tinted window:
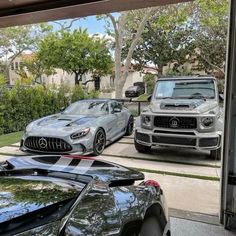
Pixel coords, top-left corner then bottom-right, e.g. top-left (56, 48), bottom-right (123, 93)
top-left (154, 80), bottom-right (215, 99)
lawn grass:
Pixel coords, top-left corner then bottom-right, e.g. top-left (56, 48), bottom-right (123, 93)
top-left (0, 131), bottom-right (23, 148)
top-left (136, 93), bottom-right (150, 101)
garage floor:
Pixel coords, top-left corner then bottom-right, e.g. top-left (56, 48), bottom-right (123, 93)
top-left (0, 136), bottom-right (232, 235)
top-left (171, 217), bottom-right (235, 236)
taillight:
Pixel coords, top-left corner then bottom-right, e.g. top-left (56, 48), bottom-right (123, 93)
top-left (144, 180), bottom-right (160, 189)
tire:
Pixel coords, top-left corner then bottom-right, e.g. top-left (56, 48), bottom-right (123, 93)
top-left (125, 116), bottom-right (134, 136)
top-left (210, 148), bottom-right (221, 160)
top-left (139, 216), bottom-right (162, 236)
top-left (134, 138), bottom-right (151, 153)
top-left (93, 128), bottom-right (106, 156)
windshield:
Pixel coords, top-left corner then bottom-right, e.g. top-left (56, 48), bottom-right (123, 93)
top-left (0, 176), bottom-right (84, 224)
top-left (63, 101), bottom-right (109, 116)
top-left (154, 79), bottom-right (215, 99)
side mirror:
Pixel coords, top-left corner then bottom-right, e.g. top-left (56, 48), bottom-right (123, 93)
top-left (113, 107), bottom-right (121, 113)
top-left (147, 95), bottom-right (152, 102)
top-left (219, 94), bottom-right (224, 102)
top-left (60, 107), bottom-right (65, 112)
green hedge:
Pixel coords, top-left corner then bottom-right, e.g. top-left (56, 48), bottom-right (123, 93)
top-left (0, 85), bottom-right (98, 135)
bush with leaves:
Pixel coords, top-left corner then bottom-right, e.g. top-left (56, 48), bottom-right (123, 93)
top-left (0, 84), bottom-right (98, 135)
top-left (143, 74), bottom-right (157, 95)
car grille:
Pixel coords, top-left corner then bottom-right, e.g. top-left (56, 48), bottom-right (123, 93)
top-left (24, 136), bottom-right (72, 152)
top-left (152, 136), bottom-right (196, 146)
top-left (154, 116), bottom-right (197, 129)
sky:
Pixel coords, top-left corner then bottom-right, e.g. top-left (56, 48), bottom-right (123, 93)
top-left (50, 15), bottom-right (114, 35)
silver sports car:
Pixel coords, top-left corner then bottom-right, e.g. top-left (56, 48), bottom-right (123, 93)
top-left (20, 99), bottom-right (134, 155)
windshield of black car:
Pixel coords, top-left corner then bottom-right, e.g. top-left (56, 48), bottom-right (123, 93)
top-left (63, 101), bottom-right (109, 116)
top-left (154, 79), bottom-right (215, 99)
top-left (0, 175), bottom-right (85, 235)
top-left (0, 175), bottom-right (84, 224)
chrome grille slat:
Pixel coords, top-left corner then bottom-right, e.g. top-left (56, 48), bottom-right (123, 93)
top-left (24, 136), bottom-right (72, 152)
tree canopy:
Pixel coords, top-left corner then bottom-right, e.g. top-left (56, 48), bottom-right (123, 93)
top-left (37, 29), bottom-right (113, 84)
top-left (123, 0), bottom-right (228, 79)
top-left (0, 24), bottom-right (52, 81)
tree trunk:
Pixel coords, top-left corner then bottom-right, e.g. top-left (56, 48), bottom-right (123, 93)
top-left (158, 66), bottom-right (163, 77)
top-left (113, 9), bottom-right (155, 98)
top-left (75, 73), bottom-right (81, 85)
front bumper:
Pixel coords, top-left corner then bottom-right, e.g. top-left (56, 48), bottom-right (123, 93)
top-left (20, 132), bottom-right (94, 155)
top-left (135, 127), bottom-right (221, 150)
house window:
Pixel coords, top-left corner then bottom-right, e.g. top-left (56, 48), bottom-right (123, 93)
top-left (19, 62), bottom-right (23, 69)
top-left (11, 63), bottom-right (14, 70)
top-left (94, 77), bottom-right (100, 91)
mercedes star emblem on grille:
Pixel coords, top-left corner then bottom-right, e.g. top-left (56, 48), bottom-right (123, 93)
top-left (169, 118), bottom-right (180, 128)
top-left (38, 138), bottom-right (47, 148)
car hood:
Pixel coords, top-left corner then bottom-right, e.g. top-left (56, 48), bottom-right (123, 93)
top-left (6, 155), bottom-right (145, 183)
top-left (0, 175), bottom-right (83, 224)
top-left (28, 114), bottom-right (97, 136)
top-left (149, 99), bottom-right (219, 114)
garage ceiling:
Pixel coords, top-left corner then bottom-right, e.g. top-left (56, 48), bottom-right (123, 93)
top-left (0, 0), bottom-right (190, 27)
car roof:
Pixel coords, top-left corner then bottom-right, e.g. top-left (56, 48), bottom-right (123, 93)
top-left (158, 76), bottom-right (216, 81)
top-left (6, 155), bottom-right (144, 183)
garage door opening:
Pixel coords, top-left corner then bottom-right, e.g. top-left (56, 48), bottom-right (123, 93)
top-left (0, 0), bottom-right (235, 234)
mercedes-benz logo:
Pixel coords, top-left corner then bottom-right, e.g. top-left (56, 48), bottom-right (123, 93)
top-left (38, 138), bottom-right (47, 148)
top-left (169, 118), bottom-right (180, 128)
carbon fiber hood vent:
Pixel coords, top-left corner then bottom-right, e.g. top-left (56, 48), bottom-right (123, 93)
top-left (160, 99), bottom-right (205, 110)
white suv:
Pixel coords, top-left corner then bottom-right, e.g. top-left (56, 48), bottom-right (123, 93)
top-left (134, 76), bottom-right (223, 160)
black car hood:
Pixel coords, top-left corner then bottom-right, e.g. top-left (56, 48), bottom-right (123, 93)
top-left (6, 155), bottom-right (145, 183)
top-left (0, 175), bottom-right (83, 224)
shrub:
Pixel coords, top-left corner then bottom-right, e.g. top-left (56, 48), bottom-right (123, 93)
top-left (0, 84), bottom-right (98, 135)
top-left (143, 74), bottom-right (156, 95)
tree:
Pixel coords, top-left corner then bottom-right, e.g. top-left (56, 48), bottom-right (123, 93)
top-left (143, 74), bottom-right (156, 95)
top-left (100, 4), bottom-right (192, 98)
top-left (99, 8), bottom-right (157, 98)
top-left (123, 1), bottom-right (227, 80)
top-left (0, 24), bottom-right (52, 82)
top-left (37, 29), bottom-right (113, 84)
top-left (125, 23), bottom-right (194, 75)
top-left (191, 0), bottom-right (228, 79)
top-left (16, 55), bottom-right (55, 85)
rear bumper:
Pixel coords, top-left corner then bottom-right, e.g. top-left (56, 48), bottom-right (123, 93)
top-left (135, 128), bottom-right (221, 150)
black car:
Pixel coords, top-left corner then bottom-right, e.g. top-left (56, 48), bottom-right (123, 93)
top-left (125, 85), bottom-right (145, 98)
top-left (0, 155), bottom-right (170, 236)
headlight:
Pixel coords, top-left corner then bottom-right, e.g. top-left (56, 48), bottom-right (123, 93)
top-left (70, 128), bottom-right (90, 139)
top-left (142, 115), bottom-right (152, 128)
top-left (201, 117), bottom-right (214, 127)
